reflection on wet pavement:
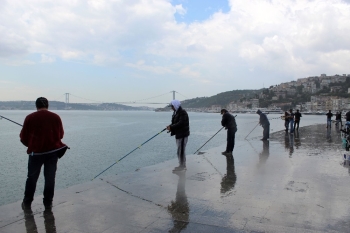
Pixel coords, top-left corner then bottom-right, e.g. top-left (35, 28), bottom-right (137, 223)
top-left (258, 140), bottom-right (269, 165)
top-left (2, 124), bottom-right (350, 233)
top-left (23, 208), bottom-right (56, 233)
top-left (272, 124), bottom-right (342, 152)
top-left (23, 209), bottom-right (37, 233)
top-left (220, 155), bottom-right (236, 196)
top-left (167, 171), bottom-right (189, 232)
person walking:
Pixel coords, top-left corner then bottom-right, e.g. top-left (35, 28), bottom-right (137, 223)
top-left (167, 100), bottom-right (190, 172)
top-left (288, 109), bottom-right (295, 134)
top-left (294, 109), bottom-right (302, 131)
top-left (220, 109), bottom-right (237, 156)
top-left (326, 110), bottom-right (333, 128)
top-left (256, 109), bottom-right (270, 140)
top-left (20, 97), bottom-right (67, 210)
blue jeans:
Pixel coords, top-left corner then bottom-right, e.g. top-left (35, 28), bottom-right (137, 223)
top-left (327, 119), bottom-right (332, 128)
top-left (23, 151), bottom-right (58, 206)
top-left (289, 120), bottom-right (294, 133)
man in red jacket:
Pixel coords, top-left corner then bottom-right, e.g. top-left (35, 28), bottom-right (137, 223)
top-left (20, 97), bottom-right (67, 210)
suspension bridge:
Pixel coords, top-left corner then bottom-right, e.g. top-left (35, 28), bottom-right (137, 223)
top-left (53, 91), bottom-right (188, 106)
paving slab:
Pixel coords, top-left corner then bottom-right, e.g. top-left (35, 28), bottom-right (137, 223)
top-left (1, 125), bottom-right (350, 233)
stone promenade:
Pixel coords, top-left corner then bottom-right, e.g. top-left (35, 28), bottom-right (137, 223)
top-left (0, 125), bottom-right (349, 233)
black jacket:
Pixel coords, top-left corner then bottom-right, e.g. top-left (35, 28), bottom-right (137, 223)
top-left (221, 112), bottom-right (237, 130)
top-left (257, 110), bottom-right (270, 126)
top-left (170, 106), bottom-right (190, 139)
top-left (346, 111), bottom-right (350, 121)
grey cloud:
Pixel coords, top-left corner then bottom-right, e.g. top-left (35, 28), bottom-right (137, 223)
top-left (0, 41), bottom-right (27, 57)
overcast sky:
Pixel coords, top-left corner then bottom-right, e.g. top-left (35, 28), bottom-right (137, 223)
top-left (1, 0), bottom-right (350, 106)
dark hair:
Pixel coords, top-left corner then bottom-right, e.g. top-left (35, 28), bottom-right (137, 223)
top-left (221, 109), bottom-right (227, 114)
top-left (35, 97), bottom-right (49, 109)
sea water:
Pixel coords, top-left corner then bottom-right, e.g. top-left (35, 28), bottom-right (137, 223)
top-left (0, 110), bottom-right (326, 206)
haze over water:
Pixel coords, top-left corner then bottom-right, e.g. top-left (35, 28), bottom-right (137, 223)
top-left (0, 110), bottom-right (326, 206)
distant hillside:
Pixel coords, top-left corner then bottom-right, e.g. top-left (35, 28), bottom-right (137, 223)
top-left (0, 101), bottom-right (152, 111)
top-left (181, 89), bottom-right (261, 108)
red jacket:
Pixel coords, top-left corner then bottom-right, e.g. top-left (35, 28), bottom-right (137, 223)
top-left (20, 110), bottom-right (66, 154)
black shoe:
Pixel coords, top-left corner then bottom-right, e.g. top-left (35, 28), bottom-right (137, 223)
top-left (172, 166), bottom-right (181, 171)
top-left (222, 151), bottom-right (232, 156)
top-left (21, 202), bottom-right (31, 211)
top-left (221, 151), bottom-right (228, 155)
top-left (260, 138), bottom-right (268, 141)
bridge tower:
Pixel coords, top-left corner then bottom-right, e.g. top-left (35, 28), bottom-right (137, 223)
top-left (65, 93), bottom-right (70, 110)
top-left (172, 90), bottom-right (176, 100)
top-left (65, 93), bottom-right (70, 104)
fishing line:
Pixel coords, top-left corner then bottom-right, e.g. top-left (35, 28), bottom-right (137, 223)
top-left (91, 128), bottom-right (167, 180)
top-left (202, 154), bottom-right (223, 177)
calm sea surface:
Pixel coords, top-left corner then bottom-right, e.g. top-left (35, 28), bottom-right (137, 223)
top-left (0, 110), bottom-right (326, 206)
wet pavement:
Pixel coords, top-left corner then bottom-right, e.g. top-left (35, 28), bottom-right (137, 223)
top-left (1, 124), bottom-right (350, 233)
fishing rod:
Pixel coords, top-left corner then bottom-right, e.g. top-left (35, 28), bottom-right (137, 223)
top-left (92, 128), bottom-right (167, 180)
top-left (244, 122), bottom-right (260, 140)
top-left (194, 127), bottom-right (224, 155)
top-left (0, 115), bottom-right (23, 126)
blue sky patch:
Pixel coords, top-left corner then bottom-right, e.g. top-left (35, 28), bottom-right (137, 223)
top-left (172, 0), bottom-right (230, 23)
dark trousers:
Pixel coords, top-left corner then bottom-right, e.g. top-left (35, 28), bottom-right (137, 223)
top-left (294, 120), bottom-right (300, 130)
top-left (23, 152), bottom-right (58, 206)
top-left (262, 124), bottom-right (270, 139)
top-left (226, 128), bottom-right (236, 152)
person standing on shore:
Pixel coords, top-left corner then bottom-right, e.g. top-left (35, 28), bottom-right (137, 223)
top-left (167, 100), bottom-right (190, 172)
top-left (20, 97), bottom-right (67, 210)
top-left (294, 109), bottom-right (302, 131)
top-left (335, 111), bottom-right (342, 127)
top-left (284, 111), bottom-right (290, 132)
top-left (346, 111), bottom-right (350, 122)
top-left (220, 109), bottom-right (237, 156)
top-left (326, 110), bottom-right (333, 128)
top-left (256, 109), bottom-right (270, 140)
top-left (288, 109), bottom-right (295, 134)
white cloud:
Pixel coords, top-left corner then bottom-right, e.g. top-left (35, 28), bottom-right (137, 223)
top-left (40, 54), bottom-right (55, 63)
top-left (0, 0), bottom-right (350, 99)
top-left (174, 4), bottom-right (186, 15)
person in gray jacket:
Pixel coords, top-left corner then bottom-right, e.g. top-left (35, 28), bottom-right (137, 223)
top-left (220, 109), bottom-right (237, 156)
top-left (256, 109), bottom-right (270, 140)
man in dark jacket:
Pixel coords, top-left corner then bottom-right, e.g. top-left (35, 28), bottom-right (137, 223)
top-left (326, 110), bottom-right (333, 128)
top-left (220, 109), bottom-right (237, 156)
top-left (256, 109), bottom-right (270, 140)
top-left (167, 100), bottom-right (190, 172)
top-left (20, 97), bottom-right (67, 210)
top-left (294, 109), bottom-right (302, 131)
